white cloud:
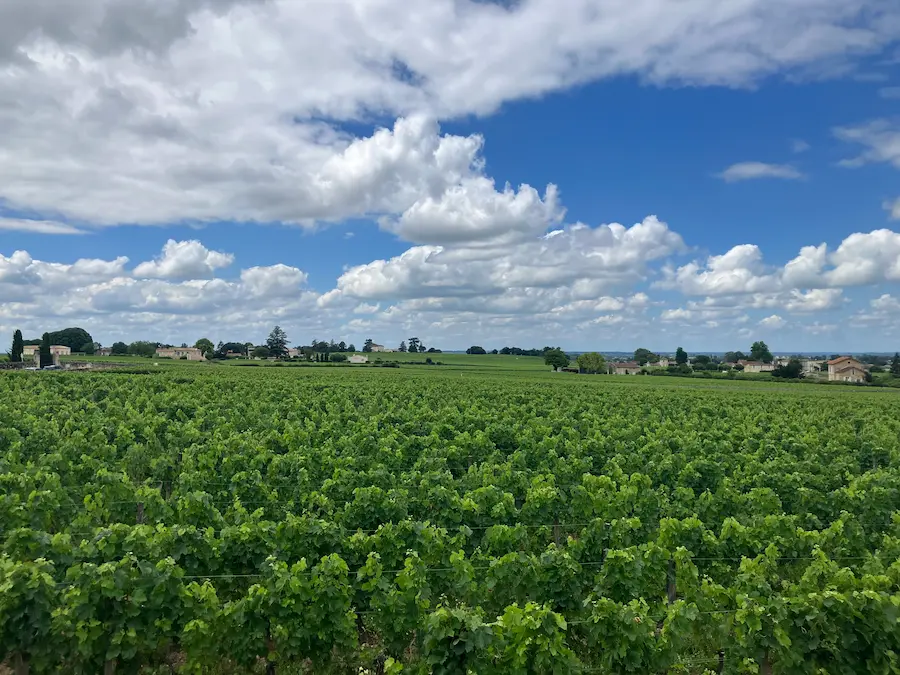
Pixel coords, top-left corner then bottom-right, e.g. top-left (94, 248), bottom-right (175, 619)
top-left (879, 87), bottom-right (900, 99)
top-left (133, 240), bottom-right (234, 280)
top-left (791, 139), bottom-right (811, 153)
top-left (717, 162), bottom-right (805, 182)
top-left (334, 216), bottom-right (685, 302)
top-left (884, 197), bottom-right (900, 220)
top-left (383, 180), bottom-right (563, 246)
top-left (659, 229), bottom-right (900, 296)
top-left (759, 314), bottom-right (786, 328)
top-left (0, 218), bottom-right (86, 235)
top-left (783, 288), bottom-right (843, 312)
top-left (834, 119), bottom-right (900, 168)
top-left (0, 0), bottom-right (896, 237)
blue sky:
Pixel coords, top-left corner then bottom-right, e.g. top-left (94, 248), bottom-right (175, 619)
top-left (1, 0), bottom-right (900, 352)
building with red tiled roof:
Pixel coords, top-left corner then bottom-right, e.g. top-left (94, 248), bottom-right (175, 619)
top-left (826, 356), bottom-right (867, 383)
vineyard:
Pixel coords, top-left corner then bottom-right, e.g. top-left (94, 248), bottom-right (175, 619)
top-left (2, 366), bottom-right (900, 674)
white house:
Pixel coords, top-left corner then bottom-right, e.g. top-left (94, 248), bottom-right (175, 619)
top-left (348, 355), bottom-right (369, 364)
top-left (370, 343), bottom-right (393, 353)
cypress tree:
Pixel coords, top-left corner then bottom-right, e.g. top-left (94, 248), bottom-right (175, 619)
top-left (39, 333), bottom-right (52, 368)
top-left (10, 329), bottom-right (24, 362)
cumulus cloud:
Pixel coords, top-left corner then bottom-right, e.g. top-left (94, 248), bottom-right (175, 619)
top-left (791, 139), bottom-right (810, 153)
top-left (659, 229), bottom-right (900, 296)
top-left (717, 162), bottom-right (805, 182)
top-left (334, 216), bottom-right (685, 301)
top-left (133, 240), bottom-right (234, 280)
top-left (384, 180), bottom-right (564, 246)
top-left (0, 0), bottom-right (897, 239)
top-left (879, 87), bottom-right (900, 99)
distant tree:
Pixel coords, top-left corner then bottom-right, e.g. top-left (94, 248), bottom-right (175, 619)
top-left (466, 346), bottom-right (487, 355)
top-left (490, 349), bottom-right (499, 355)
top-left (252, 345), bottom-right (271, 359)
top-left (891, 353), bottom-right (900, 377)
top-left (348, 343), bottom-right (356, 353)
top-left (266, 326), bottom-right (289, 357)
top-left (633, 348), bottom-right (658, 365)
top-left (693, 354), bottom-right (711, 366)
top-left (733, 363), bottom-right (745, 372)
top-left (80, 341), bottom-right (96, 355)
top-left (39, 333), bottom-right (52, 368)
top-left (724, 351), bottom-right (746, 363)
top-left (398, 341), bottom-right (407, 352)
top-left (675, 347), bottom-right (688, 365)
top-left (111, 341), bottom-right (128, 355)
top-left (9, 330), bottom-right (23, 362)
top-left (544, 348), bottom-right (570, 370)
top-left (47, 327), bottom-right (93, 352)
top-left (576, 352), bottom-right (606, 374)
top-left (750, 341), bottom-right (774, 363)
top-left (338, 341), bottom-right (347, 352)
top-left (330, 353), bottom-right (347, 362)
top-left (772, 358), bottom-right (803, 379)
top-left (427, 347), bottom-right (441, 353)
top-left (499, 347), bottom-right (511, 355)
top-left (128, 341), bottom-right (158, 358)
top-left (194, 338), bottom-right (215, 358)
top-left (408, 337), bottom-right (420, 353)
top-left (363, 339), bottom-right (374, 353)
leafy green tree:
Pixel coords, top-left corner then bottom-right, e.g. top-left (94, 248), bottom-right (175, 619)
top-left (399, 341), bottom-right (408, 352)
top-left (633, 348), bottom-right (658, 365)
top-left (110, 341), bottom-right (128, 355)
top-left (408, 337), bottom-right (420, 353)
top-left (466, 346), bottom-right (487, 355)
top-left (576, 352), bottom-right (606, 373)
top-left (39, 334), bottom-right (52, 368)
top-left (362, 338), bottom-right (374, 352)
top-left (127, 341), bottom-right (157, 358)
top-left (693, 354), bottom-right (711, 365)
top-left (544, 348), bottom-right (570, 370)
top-left (724, 350), bottom-right (745, 363)
top-left (252, 345), bottom-right (271, 359)
top-left (194, 338), bottom-right (214, 358)
top-left (675, 347), bottom-right (688, 365)
top-left (0, 557), bottom-right (59, 674)
top-left (891, 353), bottom-right (900, 377)
top-left (47, 327), bottom-right (93, 352)
top-left (9, 329), bottom-right (23, 362)
top-left (750, 340), bottom-right (774, 363)
top-left (338, 341), bottom-right (347, 352)
top-left (772, 359), bottom-right (803, 379)
top-left (266, 326), bottom-right (289, 357)
top-left (330, 353), bottom-right (347, 362)
top-left (348, 343), bottom-right (356, 352)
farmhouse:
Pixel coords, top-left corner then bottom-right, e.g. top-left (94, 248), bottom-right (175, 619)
top-left (370, 343), bottom-right (393, 353)
top-left (610, 361), bottom-right (642, 375)
top-left (348, 355), bottom-right (369, 364)
top-left (738, 360), bottom-right (774, 373)
top-left (23, 345), bottom-right (72, 357)
top-left (97, 347), bottom-right (113, 356)
top-left (155, 347), bottom-right (205, 361)
top-left (827, 356), bottom-right (868, 383)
